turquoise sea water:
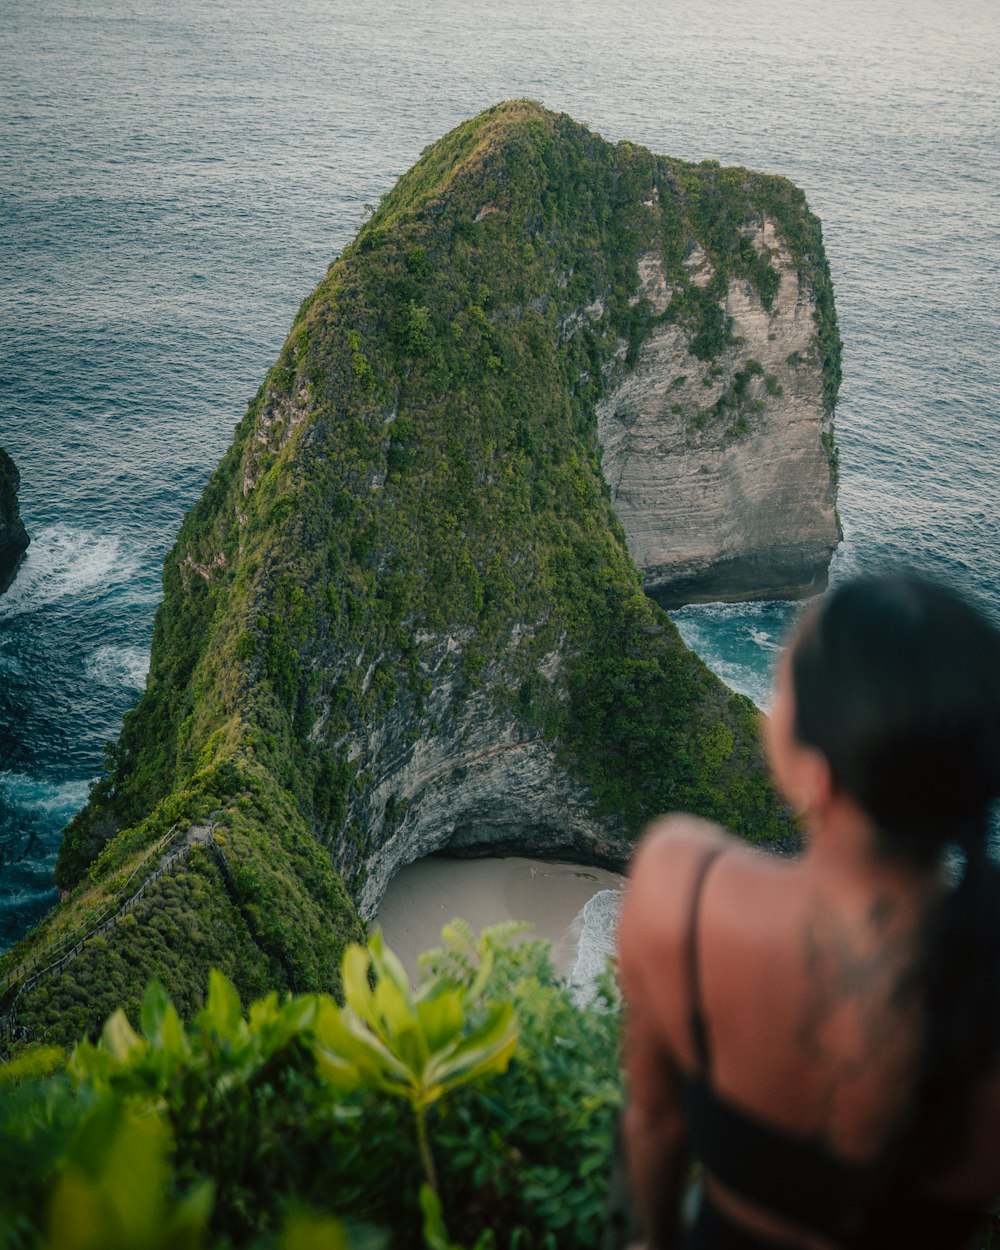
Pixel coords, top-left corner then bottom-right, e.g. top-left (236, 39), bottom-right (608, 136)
top-left (1, 0), bottom-right (997, 947)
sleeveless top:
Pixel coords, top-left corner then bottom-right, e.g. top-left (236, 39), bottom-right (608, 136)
top-left (676, 849), bottom-right (986, 1250)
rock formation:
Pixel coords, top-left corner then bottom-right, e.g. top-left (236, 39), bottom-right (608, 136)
top-left (2, 102), bottom-right (840, 1044)
top-left (598, 217), bottom-right (840, 606)
top-left (0, 446), bottom-right (29, 594)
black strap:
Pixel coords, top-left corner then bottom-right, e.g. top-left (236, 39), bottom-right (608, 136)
top-left (687, 847), bottom-right (725, 1076)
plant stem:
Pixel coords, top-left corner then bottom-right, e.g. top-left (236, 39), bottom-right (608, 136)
top-left (414, 1104), bottom-right (438, 1195)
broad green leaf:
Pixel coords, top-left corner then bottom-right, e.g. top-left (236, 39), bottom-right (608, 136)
top-left (372, 972), bottom-right (420, 1042)
top-left (341, 945), bottom-right (377, 1024)
top-left (313, 1003), bottom-right (412, 1089)
top-left (415, 988), bottom-right (464, 1054)
top-left (45, 1171), bottom-right (107, 1250)
top-left (99, 1112), bottom-right (171, 1242)
top-left (247, 991), bottom-right (281, 1033)
top-left (280, 1211), bottom-right (350, 1250)
top-left (140, 980), bottom-right (171, 1046)
top-left (67, 1040), bottom-right (109, 1080)
top-left (163, 1179), bottom-right (213, 1246)
top-left (159, 1002), bottom-right (189, 1060)
top-left (202, 969), bottom-right (243, 1040)
top-left (427, 1003), bottom-right (517, 1091)
top-left (100, 1010), bottom-right (144, 1062)
top-left (314, 1047), bottom-right (363, 1091)
top-left (369, 928), bottom-right (412, 998)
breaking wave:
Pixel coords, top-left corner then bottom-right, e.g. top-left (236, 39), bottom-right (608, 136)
top-left (85, 644), bottom-right (150, 692)
top-left (0, 524), bottom-right (142, 619)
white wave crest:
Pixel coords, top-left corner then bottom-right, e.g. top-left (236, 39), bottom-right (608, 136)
top-left (0, 771), bottom-right (92, 821)
top-left (568, 887), bottom-right (623, 1007)
top-left (749, 627), bottom-right (781, 652)
top-left (0, 524), bottom-right (142, 619)
top-left (86, 644), bottom-right (150, 691)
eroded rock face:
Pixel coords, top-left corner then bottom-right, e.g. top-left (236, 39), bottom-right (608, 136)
top-left (0, 446), bottom-right (29, 594)
top-left (345, 632), bottom-right (629, 919)
top-left (598, 219), bottom-right (838, 606)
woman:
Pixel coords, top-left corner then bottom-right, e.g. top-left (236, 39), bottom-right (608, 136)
top-left (618, 573), bottom-right (1000, 1249)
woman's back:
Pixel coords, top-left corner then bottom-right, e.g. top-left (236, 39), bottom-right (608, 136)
top-left (619, 574), bottom-right (1000, 1249)
top-left (620, 817), bottom-right (1000, 1248)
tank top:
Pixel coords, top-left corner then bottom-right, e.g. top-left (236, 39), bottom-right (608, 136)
top-left (676, 849), bottom-right (985, 1250)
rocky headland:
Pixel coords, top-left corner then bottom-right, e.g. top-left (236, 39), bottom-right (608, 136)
top-left (0, 446), bottom-right (29, 594)
top-left (1, 102), bottom-right (839, 1045)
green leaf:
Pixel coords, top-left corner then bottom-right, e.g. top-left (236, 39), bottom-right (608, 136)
top-left (415, 988), bottom-right (464, 1054)
top-left (201, 969), bottom-right (244, 1041)
top-left (341, 946), bottom-right (377, 1023)
top-left (100, 1010), bottom-right (144, 1063)
top-left (465, 947), bottom-right (494, 1004)
top-left (418, 1183), bottom-right (453, 1250)
top-left (372, 973), bottom-right (420, 1044)
top-left (99, 1112), bottom-right (171, 1242)
top-left (140, 980), bottom-right (171, 1045)
top-left (279, 1210), bottom-right (350, 1250)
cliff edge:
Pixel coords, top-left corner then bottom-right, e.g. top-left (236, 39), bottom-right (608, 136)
top-left (0, 447), bottom-right (29, 594)
top-left (2, 103), bottom-right (838, 1044)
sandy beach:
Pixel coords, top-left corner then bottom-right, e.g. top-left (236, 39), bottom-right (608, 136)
top-left (374, 855), bottom-right (626, 982)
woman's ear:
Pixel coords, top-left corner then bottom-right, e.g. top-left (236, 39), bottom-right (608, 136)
top-left (791, 744), bottom-right (835, 819)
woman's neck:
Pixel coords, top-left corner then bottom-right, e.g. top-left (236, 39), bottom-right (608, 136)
top-left (801, 795), bottom-right (944, 904)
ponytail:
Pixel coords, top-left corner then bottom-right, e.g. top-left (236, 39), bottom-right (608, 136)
top-left (906, 830), bottom-right (1000, 1170)
top-left (791, 572), bottom-right (1000, 1170)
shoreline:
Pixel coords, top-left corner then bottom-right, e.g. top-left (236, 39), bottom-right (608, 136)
top-left (374, 855), bottom-right (626, 983)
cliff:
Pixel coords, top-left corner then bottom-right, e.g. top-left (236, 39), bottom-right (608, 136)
top-left (599, 212), bottom-right (840, 605)
top-left (1, 102), bottom-right (839, 1045)
top-left (0, 446), bottom-right (29, 593)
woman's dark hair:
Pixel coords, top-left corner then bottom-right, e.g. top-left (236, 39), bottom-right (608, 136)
top-left (790, 571), bottom-right (1000, 1171)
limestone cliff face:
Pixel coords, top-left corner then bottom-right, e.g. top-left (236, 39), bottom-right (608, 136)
top-left (599, 220), bottom-right (839, 606)
top-left (0, 447), bottom-right (29, 594)
top-left (341, 630), bottom-right (629, 920)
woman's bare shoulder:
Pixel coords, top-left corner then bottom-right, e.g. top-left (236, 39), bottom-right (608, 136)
top-left (621, 814), bottom-right (793, 969)
top-left (628, 813), bottom-right (776, 899)
top-left (622, 816), bottom-right (735, 951)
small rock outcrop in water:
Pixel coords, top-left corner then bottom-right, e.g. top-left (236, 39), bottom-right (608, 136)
top-left (4, 103), bottom-right (840, 1044)
top-left (0, 446), bottom-right (29, 593)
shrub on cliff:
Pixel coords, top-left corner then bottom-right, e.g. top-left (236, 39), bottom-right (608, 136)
top-left (0, 927), bottom-right (622, 1250)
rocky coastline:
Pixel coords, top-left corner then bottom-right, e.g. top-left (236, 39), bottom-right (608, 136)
top-left (0, 446), bottom-right (29, 594)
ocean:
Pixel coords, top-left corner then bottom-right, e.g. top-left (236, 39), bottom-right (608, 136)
top-left (1, 0), bottom-right (997, 949)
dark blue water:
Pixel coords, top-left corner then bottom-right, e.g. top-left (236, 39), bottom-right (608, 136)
top-left (1, 0), bottom-right (997, 947)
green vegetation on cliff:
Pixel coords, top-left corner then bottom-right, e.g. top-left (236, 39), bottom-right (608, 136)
top-left (3, 101), bottom-right (841, 1046)
top-left (0, 929), bottom-right (622, 1249)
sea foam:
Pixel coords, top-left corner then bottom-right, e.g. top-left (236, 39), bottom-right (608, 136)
top-left (85, 644), bottom-right (150, 692)
top-left (0, 524), bottom-right (141, 619)
top-left (568, 887), bottom-right (623, 1007)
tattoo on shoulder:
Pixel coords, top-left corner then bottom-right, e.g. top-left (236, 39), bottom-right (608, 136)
top-left (796, 898), bottom-right (918, 1077)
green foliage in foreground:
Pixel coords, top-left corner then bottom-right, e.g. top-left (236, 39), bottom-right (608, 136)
top-left (0, 927), bottom-right (621, 1250)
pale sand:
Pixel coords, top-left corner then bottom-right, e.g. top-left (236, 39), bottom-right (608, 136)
top-left (374, 855), bottom-right (626, 982)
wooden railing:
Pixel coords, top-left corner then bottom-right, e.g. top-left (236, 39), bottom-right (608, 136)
top-left (0, 824), bottom-right (185, 1045)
